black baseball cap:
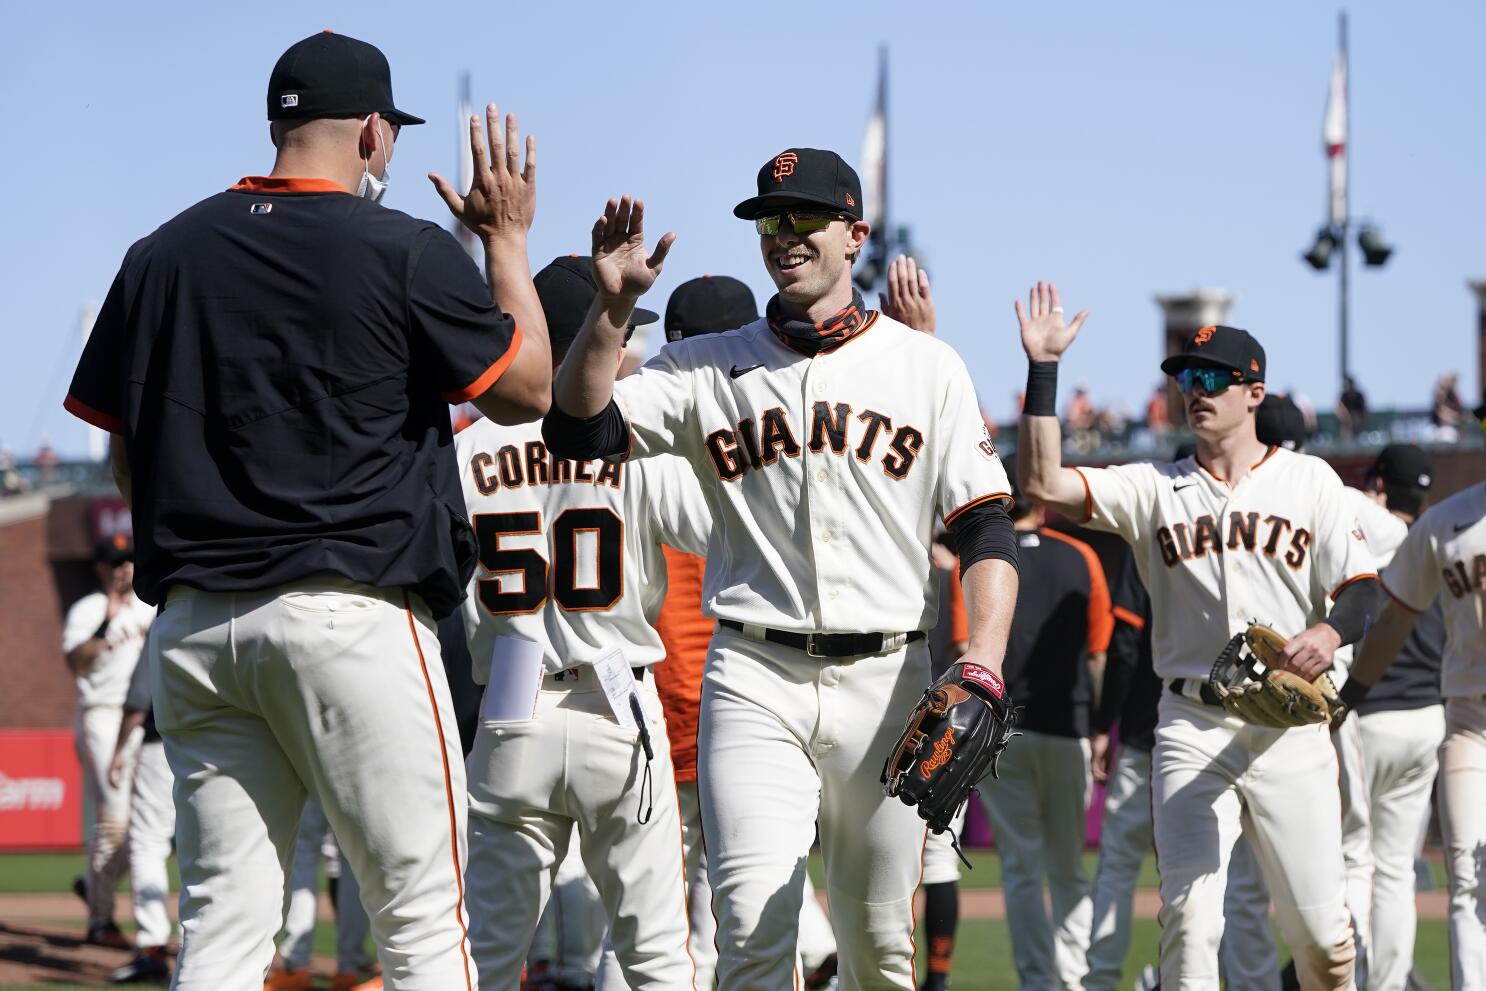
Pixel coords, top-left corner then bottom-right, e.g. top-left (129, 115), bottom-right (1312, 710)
top-left (533, 256), bottom-right (658, 358)
top-left (1368, 444), bottom-right (1433, 491)
top-left (1159, 325), bottom-right (1266, 382)
top-left (664, 276), bottom-right (759, 343)
top-left (268, 32), bottom-right (425, 126)
top-left (94, 534), bottom-right (134, 565)
top-left (1254, 394), bottom-right (1307, 451)
top-left (733, 148), bottom-right (864, 221)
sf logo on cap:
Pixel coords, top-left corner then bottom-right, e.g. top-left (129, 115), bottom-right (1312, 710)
top-left (1194, 325), bottom-right (1216, 346)
top-left (773, 152), bottom-right (798, 183)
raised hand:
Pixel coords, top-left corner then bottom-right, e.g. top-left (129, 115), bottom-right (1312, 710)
top-left (1015, 281), bottom-right (1088, 362)
top-left (878, 255), bottom-right (936, 334)
top-left (428, 104), bottom-right (536, 243)
top-left (590, 195), bottom-right (676, 302)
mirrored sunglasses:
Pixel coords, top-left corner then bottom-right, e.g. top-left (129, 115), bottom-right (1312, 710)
top-left (754, 211), bottom-right (844, 236)
top-left (1176, 367), bottom-right (1246, 396)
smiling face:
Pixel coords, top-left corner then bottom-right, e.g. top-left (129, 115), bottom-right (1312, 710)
top-left (1181, 368), bottom-right (1265, 440)
top-left (759, 214), bottom-right (870, 310)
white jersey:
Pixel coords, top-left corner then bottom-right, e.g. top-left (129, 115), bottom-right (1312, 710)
top-left (61, 591), bottom-right (155, 708)
top-left (455, 417), bottom-right (710, 678)
top-left (612, 312), bottom-right (1010, 634)
top-left (1378, 482), bottom-right (1486, 698)
top-left (1075, 447), bottom-right (1376, 680)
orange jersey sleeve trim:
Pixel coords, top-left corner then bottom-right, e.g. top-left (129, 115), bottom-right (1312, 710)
top-left (1379, 576), bottom-right (1425, 614)
top-left (64, 394), bottom-right (123, 434)
top-left (943, 491), bottom-right (1013, 527)
top-left (1330, 572), bottom-right (1379, 602)
top-left (1042, 527), bottom-right (1115, 652)
top-left (442, 324), bottom-right (524, 404)
top-left (1112, 604), bottom-right (1146, 630)
top-left (1070, 467), bottom-right (1094, 523)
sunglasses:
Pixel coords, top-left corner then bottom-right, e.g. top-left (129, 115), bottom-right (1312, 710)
top-left (1176, 367), bottom-right (1246, 396)
top-left (754, 211), bottom-right (845, 236)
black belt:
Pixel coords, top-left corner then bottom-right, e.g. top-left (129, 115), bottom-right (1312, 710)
top-left (552, 666), bottom-right (646, 682)
top-left (718, 620), bottom-right (925, 659)
top-left (1167, 678), bottom-right (1223, 707)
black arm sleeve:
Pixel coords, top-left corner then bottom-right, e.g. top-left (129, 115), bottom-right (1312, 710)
top-left (1324, 577), bottom-right (1384, 647)
top-left (541, 398), bottom-right (629, 460)
top-left (947, 501), bottom-right (1018, 578)
top-left (1094, 619), bottom-right (1140, 733)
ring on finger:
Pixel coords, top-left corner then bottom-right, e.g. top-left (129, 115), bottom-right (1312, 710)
top-left (1051, 306), bottom-right (1064, 314)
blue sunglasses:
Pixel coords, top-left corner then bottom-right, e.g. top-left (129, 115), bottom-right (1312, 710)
top-left (1176, 367), bottom-right (1247, 396)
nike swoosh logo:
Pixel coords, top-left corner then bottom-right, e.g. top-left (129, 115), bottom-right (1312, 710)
top-left (1456, 523), bottom-right (1475, 533)
top-left (1173, 482), bottom-right (1198, 492)
top-left (729, 364), bottom-right (764, 379)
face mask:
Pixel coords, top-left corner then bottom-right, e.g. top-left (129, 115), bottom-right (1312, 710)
top-left (355, 116), bottom-right (392, 204)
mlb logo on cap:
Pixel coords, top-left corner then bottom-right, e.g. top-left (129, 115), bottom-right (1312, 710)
top-left (280, 94), bottom-right (299, 108)
top-left (250, 203), bottom-right (273, 215)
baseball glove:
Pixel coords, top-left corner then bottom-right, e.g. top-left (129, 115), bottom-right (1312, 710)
top-left (882, 661), bottom-right (1019, 836)
top-left (1207, 624), bottom-right (1343, 728)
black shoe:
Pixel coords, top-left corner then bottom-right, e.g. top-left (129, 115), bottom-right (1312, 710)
top-left (72, 875), bottom-right (87, 903)
top-left (87, 922), bottom-right (134, 950)
top-left (111, 947), bottom-right (170, 983)
top-left (804, 952), bottom-right (838, 989)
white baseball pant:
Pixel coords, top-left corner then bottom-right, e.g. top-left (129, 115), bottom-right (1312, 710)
top-left (150, 578), bottom-right (476, 991)
top-left (978, 729), bottom-right (1093, 991)
top-left (127, 738), bottom-right (176, 949)
top-left (464, 674), bottom-right (694, 991)
top-left (697, 626), bottom-right (929, 990)
top-left (1439, 696), bottom-right (1486, 990)
top-left (919, 805), bottom-right (969, 887)
top-left (528, 844), bottom-right (607, 985)
top-left (1152, 695), bottom-right (1353, 990)
top-left (1085, 745), bottom-right (1152, 991)
top-left (76, 702), bottom-right (141, 928)
top-left (675, 780), bottom-right (718, 990)
top-left (279, 800), bottom-right (373, 973)
top-left (1219, 835), bottom-right (1279, 991)
top-left (1333, 714), bottom-right (1374, 984)
top-left (1358, 704), bottom-right (1444, 991)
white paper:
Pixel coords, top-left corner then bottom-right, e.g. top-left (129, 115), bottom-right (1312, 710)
top-left (482, 635), bottom-right (545, 722)
top-left (591, 646), bottom-right (640, 730)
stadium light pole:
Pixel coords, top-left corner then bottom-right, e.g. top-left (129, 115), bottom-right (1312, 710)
top-left (1303, 11), bottom-right (1393, 388)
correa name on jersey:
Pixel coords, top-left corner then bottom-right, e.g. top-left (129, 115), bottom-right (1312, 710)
top-left (468, 440), bottom-right (624, 494)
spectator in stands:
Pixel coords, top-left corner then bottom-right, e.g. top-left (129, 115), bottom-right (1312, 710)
top-left (0, 444), bottom-right (28, 496)
top-left (1065, 383), bottom-right (1099, 451)
top-left (1144, 385), bottom-right (1169, 437)
top-left (1337, 375), bottom-right (1368, 439)
top-left (35, 438), bottom-right (59, 483)
top-left (1431, 372), bottom-right (1465, 437)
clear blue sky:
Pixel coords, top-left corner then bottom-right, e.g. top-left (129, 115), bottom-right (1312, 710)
top-left (4, 1), bottom-right (1482, 456)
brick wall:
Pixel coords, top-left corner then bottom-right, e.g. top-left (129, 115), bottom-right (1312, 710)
top-left (0, 496), bottom-right (75, 728)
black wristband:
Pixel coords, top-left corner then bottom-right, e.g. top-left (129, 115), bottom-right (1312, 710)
top-left (92, 618), bottom-right (111, 640)
top-left (1024, 361), bottom-right (1059, 417)
top-left (1338, 677), bottom-right (1370, 711)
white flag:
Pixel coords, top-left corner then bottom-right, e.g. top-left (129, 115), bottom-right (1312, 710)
top-left (1323, 48), bottom-right (1347, 227)
top-left (860, 47), bottom-right (887, 232)
top-left (454, 72), bottom-right (481, 263)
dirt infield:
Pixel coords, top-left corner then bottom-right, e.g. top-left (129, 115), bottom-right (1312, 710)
top-left (0, 889), bottom-right (1452, 987)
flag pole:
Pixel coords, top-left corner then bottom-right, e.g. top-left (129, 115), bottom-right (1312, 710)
top-left (1337, 10), bottom-right (1349, 385)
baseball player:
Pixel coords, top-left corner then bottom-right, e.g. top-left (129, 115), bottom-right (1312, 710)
top-left (973, 474), bottom-right (1111, 991)
top-left (65, 32), bottom-right (553, 989)
top-left (653, 272), bottom-right (839, 990)
top-left (542, 150), bottom-right (1020, 989)
top-left (105, 649), bottom-right (176, 984)
top-left (1341, 477), bottom-right (1485, 989)
top-left (456, 253), bottom-right (707, 989)
top-left (62, 534), bottom-right (154, 949)
top-left (1015, 288), bottom-right (1381, 989)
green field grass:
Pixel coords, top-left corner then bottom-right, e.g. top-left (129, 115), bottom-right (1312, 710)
top-left (1, 851), bottom-right (1455, 990)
